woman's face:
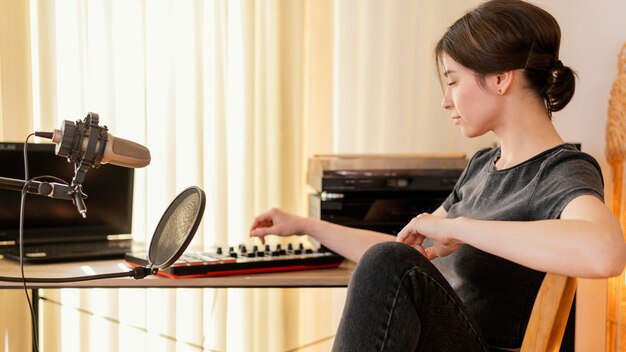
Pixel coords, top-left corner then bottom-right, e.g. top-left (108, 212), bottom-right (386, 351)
top-left (440, 55), bottom-right (502, 138)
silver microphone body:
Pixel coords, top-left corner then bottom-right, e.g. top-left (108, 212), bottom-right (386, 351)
top-left (50, 124), bottom-right (151, 169)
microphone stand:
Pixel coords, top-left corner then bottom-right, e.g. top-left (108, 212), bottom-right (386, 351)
top-left (1, 115), bottom-right (151, 352)
top-left (0, 176), bottom-right (88, 218)
top-left (0, 113), bottom-right (170, 283)
top-left (0, 176), bottom-right (75, 201)
top-left (0, 113), bottom-right (109, 217)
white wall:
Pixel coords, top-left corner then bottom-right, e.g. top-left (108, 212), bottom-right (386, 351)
top-left (538, 1), bottom-right (626, 350)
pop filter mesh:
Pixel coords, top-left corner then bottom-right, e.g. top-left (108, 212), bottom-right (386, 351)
top-left (148, 187), bottom-right (205, 269)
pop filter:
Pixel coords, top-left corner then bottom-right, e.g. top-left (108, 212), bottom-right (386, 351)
top-left (0, 186), bottom-right (206, 282)
top-left (147, 186), bottom-right (206, 270)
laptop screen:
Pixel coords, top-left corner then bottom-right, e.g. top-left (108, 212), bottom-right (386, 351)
top-left (0, 143), bottom-right (133, 244)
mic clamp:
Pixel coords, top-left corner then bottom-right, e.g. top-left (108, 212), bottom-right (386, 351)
top-left (60, 112), bottom-right (108, 217)
top-left (34, 180), bottom-right (88, 218)
top-left (55, 112), bottom-right (109, 169)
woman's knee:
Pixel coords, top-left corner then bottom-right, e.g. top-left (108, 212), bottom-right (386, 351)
top-left (361, 241), bottom-right (407, 264)
top-left (355, 241), bottom-right (428, 278)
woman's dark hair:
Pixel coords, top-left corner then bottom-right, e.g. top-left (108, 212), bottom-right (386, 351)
top-left (435, 0), bottom-right (576, 116)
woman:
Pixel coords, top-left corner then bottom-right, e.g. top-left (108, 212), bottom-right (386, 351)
top-left (250, 0), bottom-right (626, 350)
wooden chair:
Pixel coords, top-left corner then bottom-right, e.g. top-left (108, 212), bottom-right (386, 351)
top-left (520, 273), bottom-right (577, 352)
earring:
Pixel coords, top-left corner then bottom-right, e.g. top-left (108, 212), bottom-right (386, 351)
top-left (497, 88), bottom-right (503, 95)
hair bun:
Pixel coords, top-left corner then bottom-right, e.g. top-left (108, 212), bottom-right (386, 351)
top-left (546, 62), bottom-right (576, 113)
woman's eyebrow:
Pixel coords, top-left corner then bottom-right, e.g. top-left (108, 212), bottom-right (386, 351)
top-left (443, 70), bottom-right (457, 77)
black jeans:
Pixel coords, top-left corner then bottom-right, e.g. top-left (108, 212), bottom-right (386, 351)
top-left (332, 242), bottom-right (491, 352)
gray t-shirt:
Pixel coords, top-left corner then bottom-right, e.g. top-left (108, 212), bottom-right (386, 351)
top-left (435, 143), bottom-right (604, 348)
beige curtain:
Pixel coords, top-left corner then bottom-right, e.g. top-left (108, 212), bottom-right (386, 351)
top-left (2, 0), bottom-right (496, 351)
top-left (27, 1), bottom-right (343, 351)
top-left (2, 0), bottom-right (344, 351)
top-left (0, 1), bottom-right (36, 351)
top-left (330, 0), bottom-right (491, 155)
top-left (0, 0), bottom-right (34, 140)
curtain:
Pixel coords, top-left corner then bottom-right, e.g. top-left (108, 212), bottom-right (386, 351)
top-left (16, 0), bottom-right (346, 351)
top-left (1, 0), bottom-right (496, 351)
top-left (331, 0), bottom-right (491, 154)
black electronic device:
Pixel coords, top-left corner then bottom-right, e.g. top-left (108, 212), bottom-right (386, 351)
top-left (307, 154), bottom-right (467, 235)
top-left (0, 142), bottom-right (134, 262)
top-left (307, 154), bottom-right (466, 193)
top-left (125, 242), bottom-right (343, 278)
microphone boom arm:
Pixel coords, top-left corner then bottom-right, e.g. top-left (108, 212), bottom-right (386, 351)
top-left (0, 176), bottom-right (77, 202)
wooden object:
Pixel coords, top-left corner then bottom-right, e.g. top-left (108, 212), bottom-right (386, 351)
top-left (521, 273), bottom-right (577, 352)
top-left (606, 42), bottom-right (626, 352)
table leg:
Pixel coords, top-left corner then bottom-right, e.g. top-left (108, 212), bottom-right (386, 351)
top-left (32, 288), bottom-right (39, 352)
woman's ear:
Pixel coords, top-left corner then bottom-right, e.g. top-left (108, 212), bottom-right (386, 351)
top-left (492, 70), bottom-right (514, 95)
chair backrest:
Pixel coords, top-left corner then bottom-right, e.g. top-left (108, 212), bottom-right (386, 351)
top-left (520, 273), bottom-right (577, 352)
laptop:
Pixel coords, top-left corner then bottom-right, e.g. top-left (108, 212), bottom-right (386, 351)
top-left (0, 142), bottom-right (134, 263)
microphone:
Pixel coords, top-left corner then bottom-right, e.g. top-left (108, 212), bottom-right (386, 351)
top-left (32, 112), bottom-right (151, 217)
top-left (36, 118), bottom-right (151, 169)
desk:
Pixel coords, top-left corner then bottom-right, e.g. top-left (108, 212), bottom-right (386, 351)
top-left (0, 257), bottom-right (354, 351)
top-left (0, 257), bottom-right (354, 288)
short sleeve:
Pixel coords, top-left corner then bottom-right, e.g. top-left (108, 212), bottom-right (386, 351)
top-left (529, 150), bottom-right (604, 219)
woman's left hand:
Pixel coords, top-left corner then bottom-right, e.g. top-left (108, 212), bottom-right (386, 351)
top-left (396, 213), bottom-right (462, 260)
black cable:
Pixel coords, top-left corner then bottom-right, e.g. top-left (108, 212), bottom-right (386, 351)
top-left (20, 134), bottom-right (40, 352)
top-left (6, 137), bottom-right (153, 352)
top-left (0, 267), bottom-right (151, 282)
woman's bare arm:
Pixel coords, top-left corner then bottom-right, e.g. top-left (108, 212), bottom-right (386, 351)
top-left (398, 195), bottom-right (626, 278)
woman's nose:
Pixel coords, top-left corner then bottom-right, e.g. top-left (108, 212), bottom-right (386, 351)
top-left (440, 86), bottom-right (453, 110)
top-left (441, 95), bottom-right (452, 110)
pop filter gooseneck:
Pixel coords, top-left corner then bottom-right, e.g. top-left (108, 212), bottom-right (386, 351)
top-left (0, 186), bottom-right (206, 283)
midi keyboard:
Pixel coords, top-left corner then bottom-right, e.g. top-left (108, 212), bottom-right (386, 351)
top-left (125, 243), bottom-right (344, 279)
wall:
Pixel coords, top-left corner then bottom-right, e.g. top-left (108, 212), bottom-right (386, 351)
top-left (540, 1), bottom-right (626, 350)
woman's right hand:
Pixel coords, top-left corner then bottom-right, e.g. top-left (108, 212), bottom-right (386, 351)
top-left (396, 213), bottom-right (461, 260)
top-left (249, 208), bottom-right (310, 244)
